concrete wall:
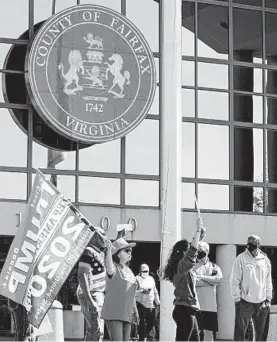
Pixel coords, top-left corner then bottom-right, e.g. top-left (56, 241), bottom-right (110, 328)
top-left (3, 202), bottom-right (277, 246)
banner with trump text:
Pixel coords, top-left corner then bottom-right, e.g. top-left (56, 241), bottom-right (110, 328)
top-left (0, 169), bottom-right (95, 328)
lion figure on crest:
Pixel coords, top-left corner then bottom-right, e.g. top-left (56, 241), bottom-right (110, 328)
top-left (58, 50), bottom-right (84, 95)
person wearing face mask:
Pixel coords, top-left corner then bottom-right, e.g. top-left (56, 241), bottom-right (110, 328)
top-left (163, 219), bottom-right (206, 341)
top-left (135, 264), bottom-right (160, 341)
top-left (230, 235), bottom-right (273, 341)
top-left (193, 242), bottom-right (223, 341)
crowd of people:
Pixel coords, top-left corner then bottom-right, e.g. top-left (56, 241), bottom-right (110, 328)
top-left (5, 222), bottom-right (273, 341)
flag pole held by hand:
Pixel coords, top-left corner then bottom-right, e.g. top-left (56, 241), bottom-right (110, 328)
top-left (194, 194), bottom-right (203, 223)
top-left (194, 194), bottom-right (206, 240)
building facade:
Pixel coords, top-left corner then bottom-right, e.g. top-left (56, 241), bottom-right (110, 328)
top-left (1, 0), bottom-right (277, 340)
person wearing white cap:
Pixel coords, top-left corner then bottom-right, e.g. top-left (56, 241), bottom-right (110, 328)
top-left (101, 238), bottom-right (139, 341)
top-left (135, 263), bottom-right (160, 341)
top-left (230, 235), bottom-right (272, 341)
top-left (193, 241), bottom-right (223, 341)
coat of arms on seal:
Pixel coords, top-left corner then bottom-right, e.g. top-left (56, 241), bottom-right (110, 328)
top-left (58, 35), bottom-right (131, 99)
top-left (26, 5), bottom-right (156, 144)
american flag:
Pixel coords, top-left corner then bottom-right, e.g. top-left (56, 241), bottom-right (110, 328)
top-left (79, 247), bottom-right (106, 292)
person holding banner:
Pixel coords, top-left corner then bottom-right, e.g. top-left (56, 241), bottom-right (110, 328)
top-left (77, 244), bottom-right (106, 341)
top-left (163, 219), bottom-right (206, 341)
top-left (101, 238), bottom-right (139, 341)
top-left (8, 299), bottom-right (32, 341)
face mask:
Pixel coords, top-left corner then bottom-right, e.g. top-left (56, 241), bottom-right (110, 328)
top-left (247, 243), bottom-right (258, 252)
top-left (197, 251), bottom-right (207, 260)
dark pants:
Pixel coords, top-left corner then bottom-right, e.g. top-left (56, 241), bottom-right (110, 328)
top-left (8, 299), bottom-right (31, 341)
top-left (234, 299), bottom-right (270, 341)
top-left (77, 291), bottom-right (104, 341)
top-left (173, 305), bottom-right (200, 341)
top-left (137, 302), bottom-right (156, 341)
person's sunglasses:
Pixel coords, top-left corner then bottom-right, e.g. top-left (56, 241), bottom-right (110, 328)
top-left (123, 248), bottom-right (132, 254)
top-left (141, 270), bottom-right (149, 273)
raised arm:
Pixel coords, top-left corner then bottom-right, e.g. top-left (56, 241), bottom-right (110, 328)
top-left (177, 219), bottom-right (204, 274)
top-left (104, 239), bottom-right (116, 277)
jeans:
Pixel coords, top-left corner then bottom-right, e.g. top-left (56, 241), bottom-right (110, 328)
top-left (136, 302), bottom-right (156, 341)
top-left (234, 299), bottom-right (270, 341)
top-left (8, 299), bottom-right (31, 341)
top-left (77, 291), bottom-right (104, 341)
top-left (172, 305), bottom-right (200, 341)
top-left (105, 320), bottom-right (132, 341)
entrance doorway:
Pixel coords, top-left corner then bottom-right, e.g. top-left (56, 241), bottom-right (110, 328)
top-left (129, 241), bottom-right (161, 291)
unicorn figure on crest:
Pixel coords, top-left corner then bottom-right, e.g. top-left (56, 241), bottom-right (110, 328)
top-left (106, 53), bottom-right (130, 98)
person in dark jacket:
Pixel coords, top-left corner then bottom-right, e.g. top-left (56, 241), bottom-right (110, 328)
top-left (163, 219), bottom-right (206, 341)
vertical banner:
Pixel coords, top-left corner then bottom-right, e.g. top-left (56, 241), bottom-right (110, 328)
top-left (0, 169), bottom-right (95, 328)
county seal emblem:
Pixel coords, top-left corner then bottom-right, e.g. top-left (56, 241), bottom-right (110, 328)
top-left (26, 5), bottom-right (156, 144)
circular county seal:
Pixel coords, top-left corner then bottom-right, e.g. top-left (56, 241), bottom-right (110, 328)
top-left (26, 5), bottom-right (156, 144)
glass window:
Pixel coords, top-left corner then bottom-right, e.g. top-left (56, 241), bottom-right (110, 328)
top-left (266, 99), bottom-right (277, 125)
top-left (0, 75), bottom-right (4, 103)
top-left (233, 66), bottom-right (263, 93)
top-left (127, 0), bottom-right (159, 52)
top-left (198, 63), bottom-right (228, 90)
top-left (0, 44), bottom-right (12, 70)
top-left (34, 0), bottom-right (51, 23)
top-left (234, 94), bottom-right (263, 124)
top-left (265, 12), bottom-right (277, 65)
top-left (182, 1), bottom-right (195, 56)
top-left (181, 183), bottom-right (195, 209)
top-left (265, 68), bottom-right (277, 96)
top-left (54, 0), bottom-right (81, 13)
top-left (149, 86), bottom-right (159, 115)
top-left (266, 0), bottom-right (277, 8)
top-left (266, 188), bottom-right (277, 214)
top-left (234, 186), bottom-right (263, 213)
top-left (197, 4), bottom-right (228, 60)
top-left (233, 8), bottom-right (262, 64)
top-left (125, 179), bottom-right (159, 207)
top-left (266, 130), bottom-right (277, 184)
top-left (57, 175), bottom-right (75, 202)
top-left (0, 172), bottom-right (26, 200)
top-left (234, 128), bottom-right (263, 182)
top-left (126, 120), bottom-right (159, 175)
top-left (198, 91), bottom-right (228, 120)
top-left (33, 143), bottom-right (76, 170)
top-left (198, 124), bottom-right (229, 180)
top-left (79, 177), bottom-right (120, 205)
top-left (182, 61), bottom-right (195, 87)
top-left (155, 58), bottom-right (159, 82)
top-left (0, 109), bottom-right (27, 167)
top-left (182, 123), bottom-right (195, 178)
top-left (79, 140), bottom-right (120, 173)
top-left (0, 0), bottom-right (28, 38)
top-left (182, 89), bottom-right (195, 118)
top-left (198, 184), bottom-right (229, 210)
top-left (233, 0), bottom-right (262, 5)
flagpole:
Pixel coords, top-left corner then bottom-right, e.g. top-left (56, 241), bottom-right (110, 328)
top-left (159, 0), bottom-right (182, 340)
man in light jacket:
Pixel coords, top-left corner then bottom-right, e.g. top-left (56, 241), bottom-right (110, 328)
top-left (230, 235), bottom-right (273, 341)
top-left (193, 242), bottom-right (223, 341)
